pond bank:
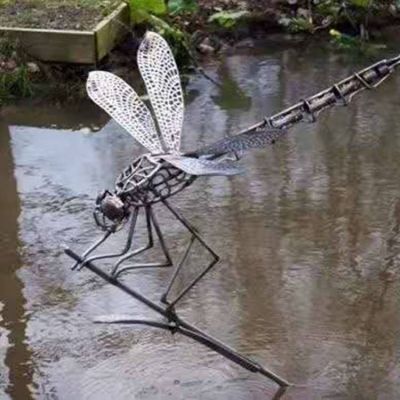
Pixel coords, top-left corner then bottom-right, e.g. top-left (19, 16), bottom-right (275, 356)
top-left (1, 0), bottom-right (400, 105)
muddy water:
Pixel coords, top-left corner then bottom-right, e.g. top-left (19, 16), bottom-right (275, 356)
top-left (2, 38), bottom-right (400, 399)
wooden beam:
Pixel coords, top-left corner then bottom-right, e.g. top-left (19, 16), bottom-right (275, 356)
top-left (0, 3), bottom-right (130, 64)
top-left (95, 3), bottom-right (130, 61)
top-left (0, 27), bottom-right (96, 64)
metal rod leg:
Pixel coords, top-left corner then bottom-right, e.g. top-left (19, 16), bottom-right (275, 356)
top-left (161, 235), bottom-right (196, 304)
top-left (169, 258), bottom-right (219, 309)
top-left (77, 207), bottom-right (139, 270)
top-left (162, 200), bottom-right (219, 259)
top-left (162, 200), bottom-right (220, 307)
top-left (111, 206), bottom-right (154, 275)
top-left (111, 206), bottom-right (173, 278)
top-left (70, 230), bottom-right (112, 271)
top-left (149, 207), bottom-right (173, 267)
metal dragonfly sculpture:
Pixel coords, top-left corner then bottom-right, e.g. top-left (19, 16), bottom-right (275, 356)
top-left (70, 31), bottom-right (286, 307)
top-left (65, 31), bottom-right (400, 391)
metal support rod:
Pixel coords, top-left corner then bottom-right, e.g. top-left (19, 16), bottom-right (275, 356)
top-left (161, 199), bottom-right (220, 307)
top-left (161, 234), bottom-right (196, 303)
top-left (64, 247), bottom-right (289, 387)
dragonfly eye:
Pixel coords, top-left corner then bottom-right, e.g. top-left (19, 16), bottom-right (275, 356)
top-left (100, 193), bottom-right (126, 222)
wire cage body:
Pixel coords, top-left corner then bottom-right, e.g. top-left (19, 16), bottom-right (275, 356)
top-left (115, 154), bottom-right (194, 207)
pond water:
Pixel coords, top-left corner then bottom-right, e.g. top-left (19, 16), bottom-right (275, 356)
top-left (2, 36), bottom-right (400, 400)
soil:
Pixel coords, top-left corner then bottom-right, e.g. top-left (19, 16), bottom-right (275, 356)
top-left (0, 0), bottom-right (291, 32)
top-left (197, 0), bottom-right (284, 13)
top-left (0, 0), bottom-right (121, 30)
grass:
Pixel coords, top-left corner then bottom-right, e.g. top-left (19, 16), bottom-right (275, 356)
top-left (0, 66), bottom-right (33, 106)
top-left (0, 38), bottom-right (34, 105)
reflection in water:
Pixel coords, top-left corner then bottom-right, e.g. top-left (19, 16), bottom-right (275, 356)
top-left (1, 38), bottom-right (400, 399)
top-left (212, 63), bottom-right (252, 111)
top-left (0, 121), bottom-right (33, 400)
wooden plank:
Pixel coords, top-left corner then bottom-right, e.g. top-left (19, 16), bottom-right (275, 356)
top-left (0, 27), bottom-right (96, 64)
top-left (94, 3), bottom-right (130, 61)
top-left (0, 3), bottom-right (130, 64)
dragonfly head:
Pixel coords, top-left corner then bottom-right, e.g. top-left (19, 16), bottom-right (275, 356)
top-left (94, 190), bottom-right (129, 231)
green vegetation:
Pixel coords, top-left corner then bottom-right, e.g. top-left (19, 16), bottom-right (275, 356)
top-left (168, 0), bottom-right (198, 15)
top-left (0, 65), bottom-right (33, 105)
top-left (0, 39), bottom-right (33, 105)
top-left (280, 1), bottom-right (399, 39)
top-left (130, 0), bottom-right (167, 22)
top-left (276, 0), bottom-right (400, 52)
top-left (127, 0), bottom-right (193, 64)
top-left (208, 10), bottom-right (250, 29)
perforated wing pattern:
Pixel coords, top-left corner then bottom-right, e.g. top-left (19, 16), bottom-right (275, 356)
top-left (188, 127), bottom-right (287, 157)
top-left (138, 32), bottom-right (184, 154)
top-left (163, 156), bottom-right (244, 176)
top-left (86, 71), bottom-right (163, 154)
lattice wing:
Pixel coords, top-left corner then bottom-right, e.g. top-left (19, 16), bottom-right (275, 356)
top-left (86, 71), bottom-right (163, 154)
top-left (138, 32), bottom-right (184, 154)
top-left (187, 127), bottom-right (287, 157)
top-left (163, 156), bottom-right (244, 176)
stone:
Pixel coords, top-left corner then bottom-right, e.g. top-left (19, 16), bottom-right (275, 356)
top-left (5, 59), bottom-right (17, 71)
top-left (197, 37), bottom-right (217, 54)
top-left (197, 43), bottom-right (215, 54)
top-left (26, 62), bottom-right (40, 73)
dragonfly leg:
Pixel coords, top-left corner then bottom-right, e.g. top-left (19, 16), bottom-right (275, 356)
top-left (76, 207), bottom-right (140, 271)
top-left (70, 230), bottom-right (112, 271)
top-left (160, 199), bottom-right (220, 309)
top-left (111, 206), bottom-right (173, 278)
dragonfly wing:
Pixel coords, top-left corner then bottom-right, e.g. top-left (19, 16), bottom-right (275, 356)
top-left (163, 155), bottom-right (244, 176)
top-left (86, 71), bottom-right (163, 154)
top-left (187, 127), bottom-right (287, 157)
top-left (137, 32), bottom-right (184, 154)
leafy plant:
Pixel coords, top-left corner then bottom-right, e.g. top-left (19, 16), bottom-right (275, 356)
top-left (208, 10), bottom-right (250, 29)
top-left (349, 0), bottom-right (371, 7)
top-left (329, 28), bottom-right (386, 55)
top-left (168, 0), bottom-right (198, 15)
top-left (150, 15), bottom-right (195, 65)
top-left (315, 0), bottom-right (341, 19)
top-left (129, 0), bottom-right (167, 23)
top-left (0, 38), bottom-right (16, 59)
top-left (0, 66), bottom-right (34, 105)
top-left (329, 28), bottom-right (359, 48)
top-left (127, 0), bottom-right (193, 64)
top-left (286, 16), bottom-right (314, 33)
top-left (280, 0), bottom-right (397, 40)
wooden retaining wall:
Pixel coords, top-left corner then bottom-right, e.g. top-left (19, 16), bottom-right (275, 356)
top-left (0, 3), bottom-right (130, 64)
